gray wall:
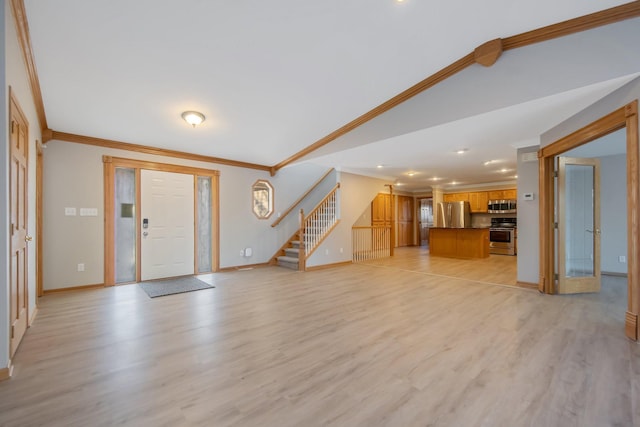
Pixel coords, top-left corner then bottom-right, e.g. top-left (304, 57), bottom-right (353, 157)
top-left (536, 76), bottom-right (640, 280)
top-left (42, 142), bottom-right (385, 289)
top-left (599, 154), bottom-right (627, 274)
top-left (307, 172), bottom-right (389, 266)
top-left (42, 141), bottom-right (339, 289)
top-left (516, 145), bottom-right (540, 284)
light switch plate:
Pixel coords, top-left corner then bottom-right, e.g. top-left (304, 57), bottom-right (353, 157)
top-left (80, 208), bottom-right (98, 216)
top-left (523, 193), bottom-right (534, 201)
top-left (65, 207), bottom-right (77, 216)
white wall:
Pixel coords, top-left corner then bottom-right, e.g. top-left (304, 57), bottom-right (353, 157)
top-left (3, 0), bottom-right (42, 369)
top-left (516, 145), bottom-right (540, 284)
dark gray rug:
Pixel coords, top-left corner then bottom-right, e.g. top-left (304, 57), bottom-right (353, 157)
top-left (139, 276), bottom-right (214, 298)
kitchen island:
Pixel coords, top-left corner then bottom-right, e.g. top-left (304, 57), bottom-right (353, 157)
top-left (429, 227), bottom-right (490, 259)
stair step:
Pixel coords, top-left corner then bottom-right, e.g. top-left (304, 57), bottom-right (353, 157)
top-left (277, 255), bottom-right (299, 270)
top-left (285, 247), bottom-right (300, 257)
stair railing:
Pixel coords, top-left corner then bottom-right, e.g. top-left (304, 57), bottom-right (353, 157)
top-left (351, 226), bottom-right (391, 262)
top-left (298, 183), bottom-right (340, 270)
top-left (271, 168), bottom-right (334, 228)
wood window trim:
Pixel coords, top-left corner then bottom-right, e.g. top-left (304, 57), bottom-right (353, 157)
top-left (103, 156), bottom-right (220, 286)
top-left (538, 100), bottom-right (639, 341)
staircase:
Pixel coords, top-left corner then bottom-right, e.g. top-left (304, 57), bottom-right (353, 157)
top-left (272, 183), bottom-right (340, 271)
top-left (276, 236), bottom-right (303, 270)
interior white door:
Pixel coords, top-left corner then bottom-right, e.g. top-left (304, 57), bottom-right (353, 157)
top-left (141, 170), bottom-right (195, 281)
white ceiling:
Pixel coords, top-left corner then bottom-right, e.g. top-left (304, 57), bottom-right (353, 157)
top-left (23, 0), bottom-right (640, 191)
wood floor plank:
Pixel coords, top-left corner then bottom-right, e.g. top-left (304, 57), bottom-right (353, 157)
top-left (0, 249), bottom-right (637, 426)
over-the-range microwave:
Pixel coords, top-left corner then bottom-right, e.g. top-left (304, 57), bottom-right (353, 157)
top-left (488, 199), bottom-right (517, 214)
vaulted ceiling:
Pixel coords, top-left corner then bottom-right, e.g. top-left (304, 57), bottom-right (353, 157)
top-left (23, 0), bottom-right (640, 191)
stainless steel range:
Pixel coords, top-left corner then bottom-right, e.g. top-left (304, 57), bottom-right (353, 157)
top-left (489, 217), bottom-right (517, 256)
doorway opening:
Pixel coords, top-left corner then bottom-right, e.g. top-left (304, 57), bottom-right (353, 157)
top-left (539, 101), bottom-right (639, 341)
top-left (417, 198), bottom-right (433, 247)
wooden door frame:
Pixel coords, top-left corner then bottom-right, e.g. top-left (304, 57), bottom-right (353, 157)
top-left (36, 141), bottom-right (43, 297)
top-left (538, 100), bottom-right (639, 341)
top-left (9, 87), bottom-right (29, 356)
top-left (103, 156), bottom-right (220, 286)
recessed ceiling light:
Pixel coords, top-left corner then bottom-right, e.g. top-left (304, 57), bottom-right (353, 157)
top-left (431, 177), bottom-right (442, 181)
top-left (455, 149), bottom-right (468, 154)
top-left (407, 172), bottom-right (415, 177)
top-left (514, 175), bottom-right (518, 179)
top-left (451, 181), bottom-right (458, 185)
top-left (483, 160), bottom-right (498, 166)
top-left (498, 168), bottom-right (510, 173)
top-left (377, 164), bottom-right (384, 169)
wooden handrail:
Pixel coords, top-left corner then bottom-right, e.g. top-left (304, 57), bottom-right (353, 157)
top-left (304, 183), bottom-right (340, 221)
top-left (271, 168), bottom-right (335, 227)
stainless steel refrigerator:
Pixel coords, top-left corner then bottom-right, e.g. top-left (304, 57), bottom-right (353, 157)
top-left (436, 201), bottom-right (471, 228)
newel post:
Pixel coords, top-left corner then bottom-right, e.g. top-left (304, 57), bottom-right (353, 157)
top-left (299, 209), bottom-right (306, 271)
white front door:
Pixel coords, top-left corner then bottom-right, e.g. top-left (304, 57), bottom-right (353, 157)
top-left (141, 170), bottom-right (195, 281)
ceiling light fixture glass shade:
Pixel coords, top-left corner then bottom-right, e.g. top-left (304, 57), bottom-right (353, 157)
top-left (181, 111), bottom-right (205, 127)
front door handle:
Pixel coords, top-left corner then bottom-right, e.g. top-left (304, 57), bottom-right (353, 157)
top-left (25, 235), bottom-right (33, 242)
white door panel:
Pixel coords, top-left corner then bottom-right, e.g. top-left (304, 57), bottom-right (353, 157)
top-left (141, 170), bottom-right (194, 281)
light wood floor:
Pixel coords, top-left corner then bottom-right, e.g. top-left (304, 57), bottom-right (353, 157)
top-left (1, 248), bottom-right (638, 426)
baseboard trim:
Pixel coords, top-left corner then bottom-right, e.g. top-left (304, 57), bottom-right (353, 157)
top-left (625, 311), bottom-right (638, 341)
top-left (602, 271), bottom-right (628, 278)
top-left (0, 361), bottom-right (13, 381)
top-left (28, 306), bottom-right (38, 326)
top-left (515, 281), bottom-right (539, 290)
top-left (43, 283), bottom-right (104, 295)
top-left (218, 263), bottom-right (270, 272)
top-left (306, 261), bottom-right (353, 272)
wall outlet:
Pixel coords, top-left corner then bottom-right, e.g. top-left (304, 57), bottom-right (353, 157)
top-left (239, 249), bottom-right (245, 256)
top-left (619, 255), bottom-right (626, 263)
top-left (77, 263), bottom-right (85, 272)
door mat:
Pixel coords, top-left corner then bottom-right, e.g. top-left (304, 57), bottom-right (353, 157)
top-left (139, 276), bottom-right (214, 298)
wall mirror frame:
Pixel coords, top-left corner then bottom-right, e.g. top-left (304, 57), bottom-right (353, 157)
top-left (252, 179), bottom-right (274, 219)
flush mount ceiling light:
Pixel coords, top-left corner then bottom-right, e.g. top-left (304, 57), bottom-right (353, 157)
top-left (455, 149), bottom-right (468, 154)
top-left (181, 111), bottom-right (205, 128)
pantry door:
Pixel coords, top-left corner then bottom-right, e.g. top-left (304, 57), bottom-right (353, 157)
top-left (140, 170), bottom-right (195, 281)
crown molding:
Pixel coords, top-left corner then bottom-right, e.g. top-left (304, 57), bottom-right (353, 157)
top-left (47, 130), bottom-right (272, 172)
top-left (273, 0), bottom-right (640, 173)
top-left (10, 0), bottom-right (47, 130)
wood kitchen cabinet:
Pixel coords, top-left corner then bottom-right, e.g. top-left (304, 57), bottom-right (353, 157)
top-left (429, 228), bottom-right (489, 259)
top-left (468, 191), bottom-right (489, 213)
top-left (488, 189), bottom-right (517, 200)
top-left (443, 193), bottom-right (469, 202)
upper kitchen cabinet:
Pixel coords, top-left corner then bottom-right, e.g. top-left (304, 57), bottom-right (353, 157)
top-left (488, 189), bottom-right (517, 200)
top-left (443, 193), bottom-right (469, 202)
top-left (468, 192), bottom-right (489, 213)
